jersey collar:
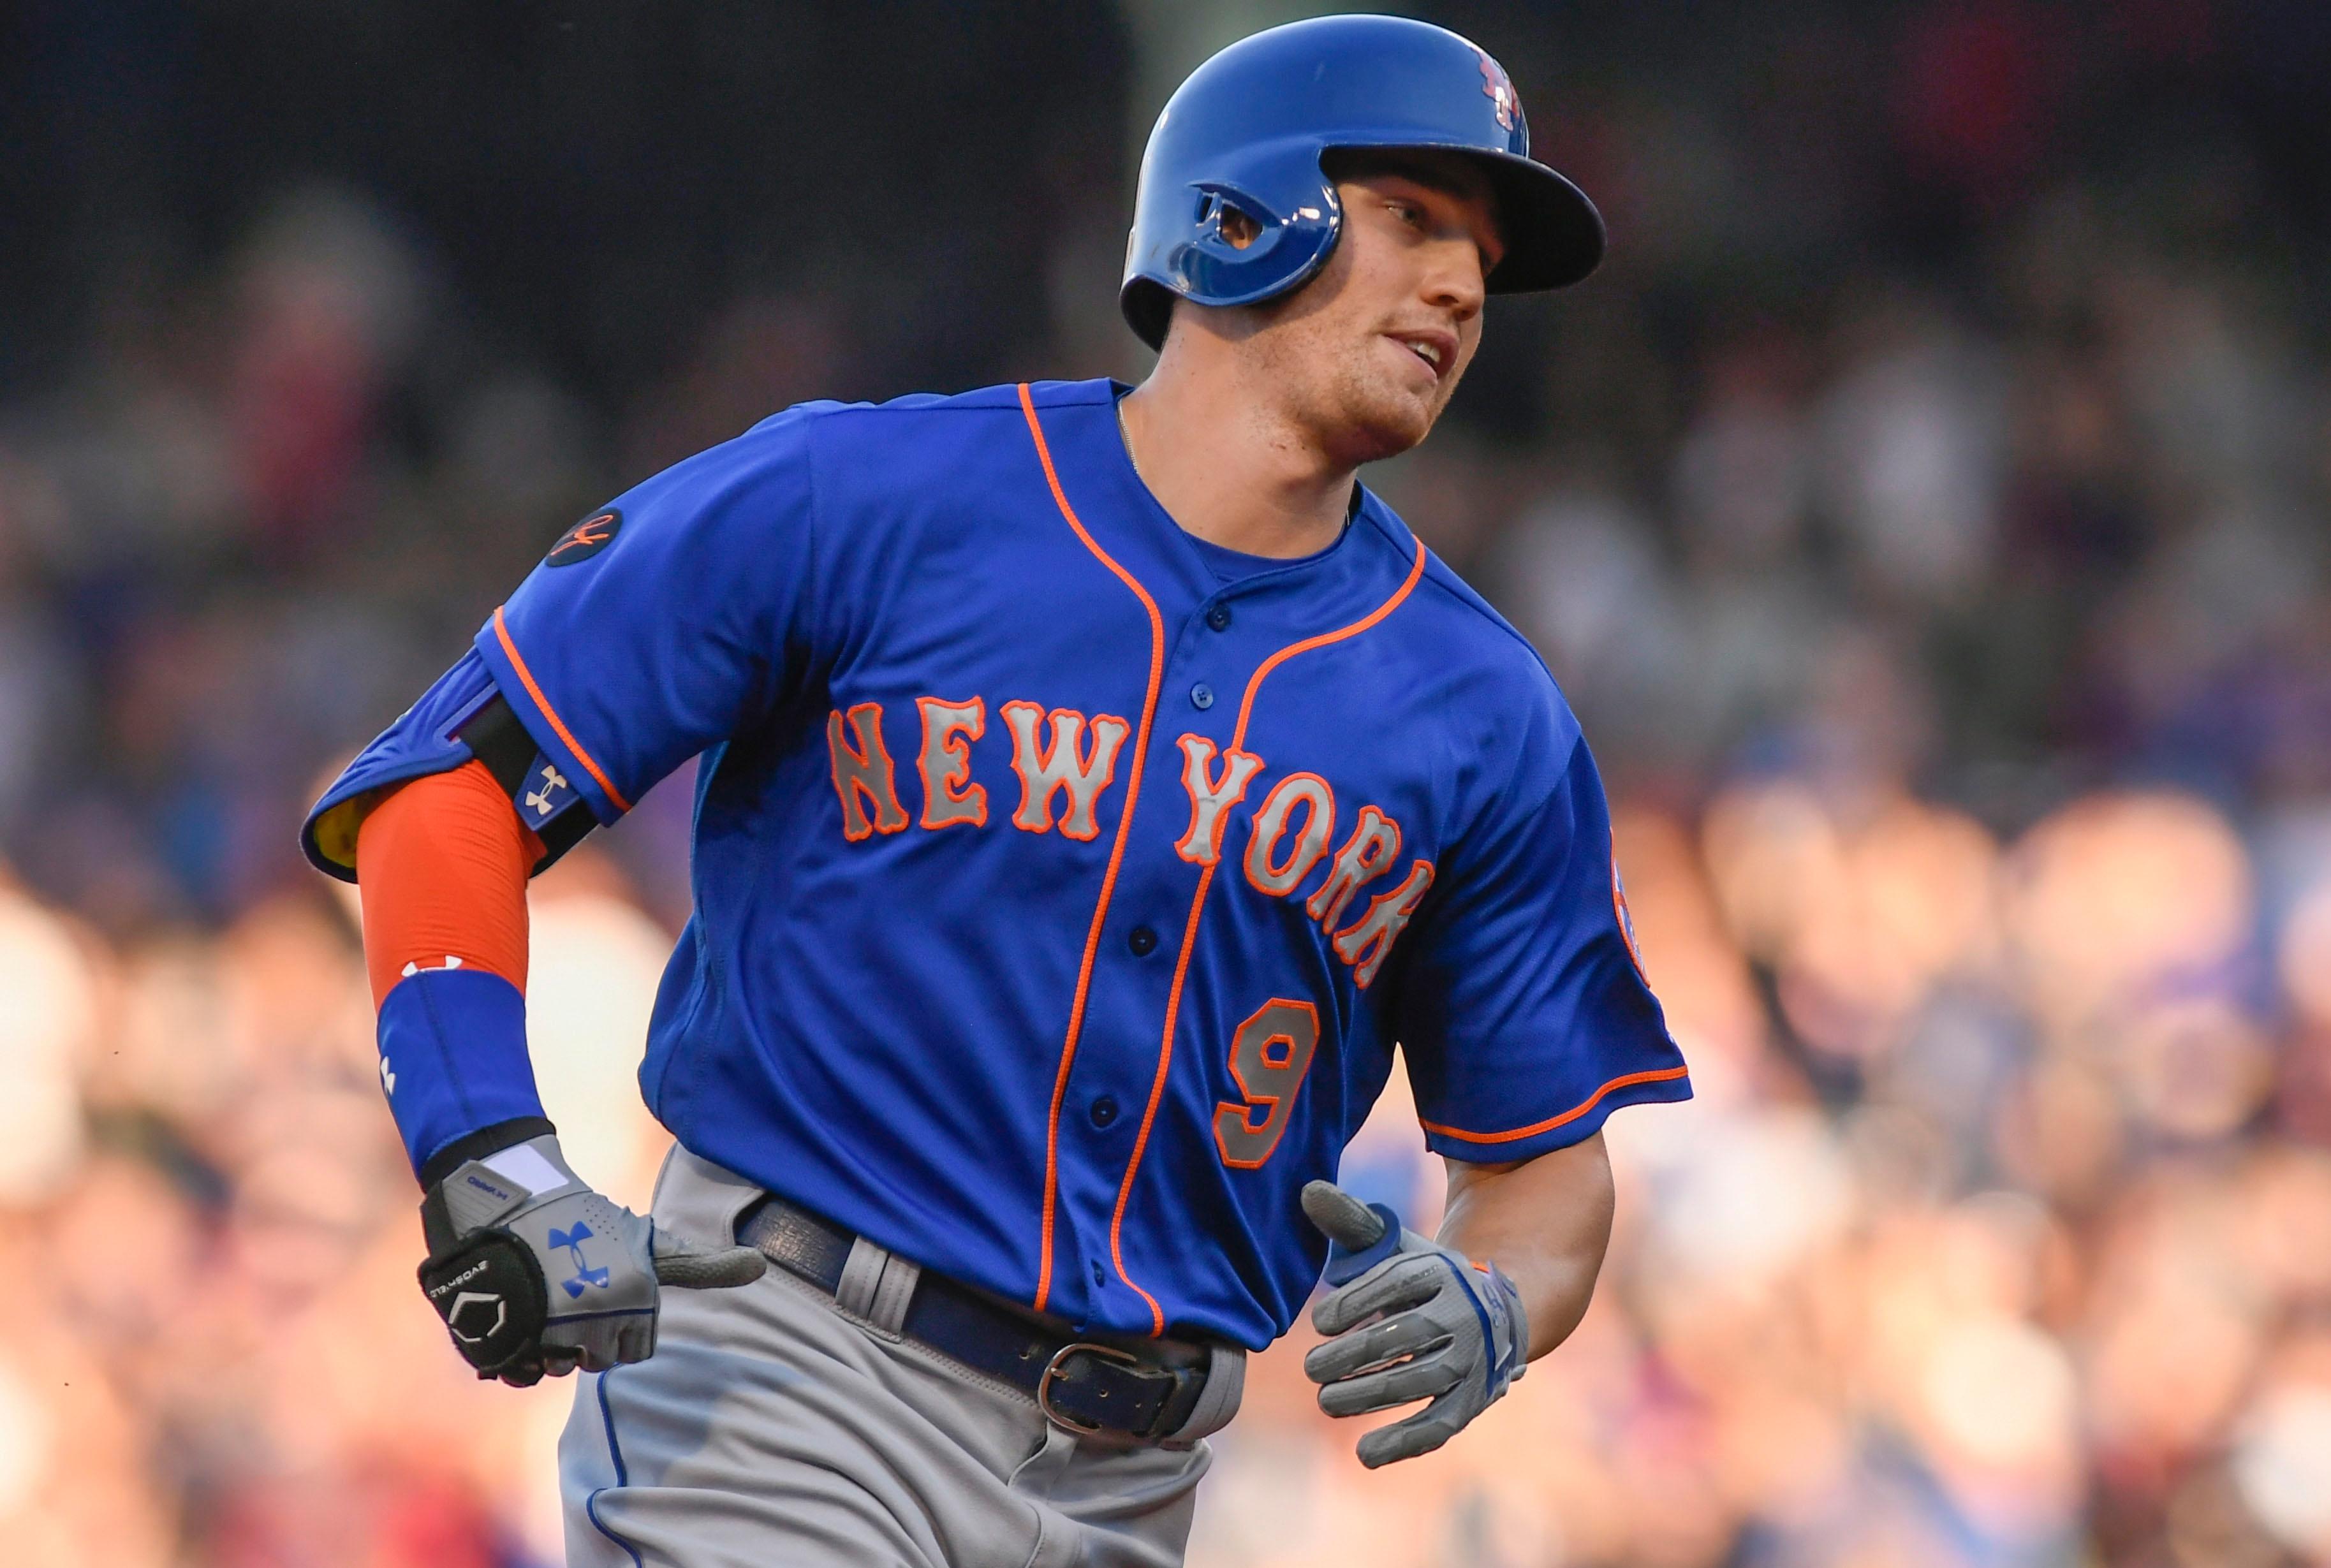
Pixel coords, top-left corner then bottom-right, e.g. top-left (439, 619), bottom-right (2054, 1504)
top-left (1098, 379), bottom-right (1379, 596)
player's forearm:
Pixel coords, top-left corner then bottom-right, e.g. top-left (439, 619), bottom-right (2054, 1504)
top-left (355, 762), bottom-right (551, 1180)
top-left (1436, 1132), bottom-right (1615, 1359)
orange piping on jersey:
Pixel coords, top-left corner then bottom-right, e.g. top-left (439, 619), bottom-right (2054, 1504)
top-left (1109, 531), bottom-right (1429, 1335)
top-left (1418, 1064), bottom-right (1691, 1144)
top-left (1228, 534), bottom-right (1426, 742)
top-left (490, 606), bottom-right (633, 813)
top-left (1018, 384), bottom-right (1167, 1315)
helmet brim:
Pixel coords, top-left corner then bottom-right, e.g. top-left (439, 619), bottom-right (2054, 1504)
top-left (1333, 143), bottom-right (1606, 296)
top-left (1480, 152), bottom-right (1607, 293)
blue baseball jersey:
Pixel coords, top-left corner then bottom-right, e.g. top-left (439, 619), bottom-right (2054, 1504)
top-left (305, 378), bottom-right (1689, 1348)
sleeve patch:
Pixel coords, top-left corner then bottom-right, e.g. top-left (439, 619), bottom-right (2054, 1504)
top-left (545, 508), bottom-right (622, 566)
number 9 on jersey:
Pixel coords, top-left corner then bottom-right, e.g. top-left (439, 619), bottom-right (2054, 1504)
top-left (1212, 999), bottom-right (1320, 1168)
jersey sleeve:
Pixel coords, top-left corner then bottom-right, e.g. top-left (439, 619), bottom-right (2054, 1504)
top-left (468, 405), bottom-right (829, 824)
top-left (302, 647), bottom-right (505, 881)
top-left (1393, 707), bottom-right (1691, 1163)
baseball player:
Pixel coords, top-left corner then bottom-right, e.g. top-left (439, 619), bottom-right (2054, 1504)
top-left (303, 16), bottom-right (1688, 1566)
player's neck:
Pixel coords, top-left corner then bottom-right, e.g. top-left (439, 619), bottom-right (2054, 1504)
top-left (1117, 358), bottom-right (1358, 561)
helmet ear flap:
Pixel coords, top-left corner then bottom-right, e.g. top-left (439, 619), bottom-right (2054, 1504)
top-left (1186, 182), bottom-right (1281, 261)
top-left (1159, 171), bottom-right (1341, 330)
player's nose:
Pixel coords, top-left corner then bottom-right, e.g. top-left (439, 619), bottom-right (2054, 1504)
top-left (1419, 237), bottom-right (1487, 323)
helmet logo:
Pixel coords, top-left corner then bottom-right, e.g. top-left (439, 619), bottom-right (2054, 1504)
top-left (1476, 51), bottom-right (1519, 133)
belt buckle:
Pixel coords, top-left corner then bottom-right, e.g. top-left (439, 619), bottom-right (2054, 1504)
top-left (1037, 1341), bottom-right (1140, 1436)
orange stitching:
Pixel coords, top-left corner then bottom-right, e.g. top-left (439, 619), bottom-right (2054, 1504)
top-left (1242, 770), bottom-right (1337, 897)
top-left (1001, 701), bottom-right (1129, 841)
top-left (1112, 532), bottom-right (1429, 1333)
top-left (1063, 716), bottom-right (1133, 841)
top-left (1331, 858), bottom-right (1436, 988)
top-left (1230, 538), bottom-right (1427, 742)
top-left (1419, 1065), bottom-right (1691, 1143)
top-left (999, 701), bottom-right (1051, 832)
top-left (914, 695), bottom-right (988, 830)
top-left (1306, 803), bottom-right (1402, 930)
top-left (490, 606), bottom-right (633, 812)
top-left (827, 702), bottom-right (910, 840)
top-left (1212, 997), bottom-right (1320, 1169)
top-left (1172, 736), bottom-right (1264, 867)
top-left (1018, 385), bottom-right (1166, 1315)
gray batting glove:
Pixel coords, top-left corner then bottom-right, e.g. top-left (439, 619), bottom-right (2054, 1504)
top-left (1300, 1179), bottom-right (1528, 1467)
top-left (416, 1132), bottom-right (765, 1386)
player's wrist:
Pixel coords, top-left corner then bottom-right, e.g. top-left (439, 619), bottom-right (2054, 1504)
top-left (418, 1124), bottom-right (578, 1259)
top-left (416, 1115), bottom-right (558, 1191)
top-left (1469, 1257), bottom-right (1527, 1391)
top-left (411, 1125), bottom-right (763, 1386)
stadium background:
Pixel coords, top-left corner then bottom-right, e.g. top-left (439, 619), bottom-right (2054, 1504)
top-left (4, 1), bottom-right (2330, 1563)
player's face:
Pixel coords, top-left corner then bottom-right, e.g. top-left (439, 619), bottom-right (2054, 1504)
top-left (1246, 155), bottom-right (1503, 465)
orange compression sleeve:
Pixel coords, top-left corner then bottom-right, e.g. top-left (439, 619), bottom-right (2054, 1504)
top-left (355, 760), bottom-right (543, 1007)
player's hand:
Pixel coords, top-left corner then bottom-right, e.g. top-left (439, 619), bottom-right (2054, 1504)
top-left (1299, 1180), bottom-right (1527, 1467)
top-left (415, 1132), bottom-right (766, 1386)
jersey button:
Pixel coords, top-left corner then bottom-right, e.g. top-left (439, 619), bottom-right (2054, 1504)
top-left (1089, 1095), bottom-right (1119, 1128)
top-left (1189, 682), bottom-right (1215, 710)
top-left (1127, 925), bottom-right (1158, 956)
top-left (1206, 604), bottom-right (1232, 632)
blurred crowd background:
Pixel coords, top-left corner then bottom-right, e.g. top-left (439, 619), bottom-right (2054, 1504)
top-left (3, 2), bottom-right (2329, 1564)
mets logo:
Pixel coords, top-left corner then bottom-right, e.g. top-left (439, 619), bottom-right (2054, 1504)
top-left (547, 509), bottom-right (621, 567)
top-left (1612, 855), bottom-right (1647, 981)
top-left (1476, 52), bottom-right (1520, 134)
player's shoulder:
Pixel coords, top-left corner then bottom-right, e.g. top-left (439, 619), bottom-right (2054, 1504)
top-left (732, 379), bottom-right (1097, 485)
top-left (1356, 493), bottom-right (1579, 732)
top-left (767, 378), bottom-right (1098, 441)
top-left (598, 385), bottom-right (1037, 534)
top-left (1357, 496), bottom-right (1590, 826)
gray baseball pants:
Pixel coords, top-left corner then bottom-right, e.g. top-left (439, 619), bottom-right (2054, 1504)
top-left (559, 1148), bottom-right (1243, 1567)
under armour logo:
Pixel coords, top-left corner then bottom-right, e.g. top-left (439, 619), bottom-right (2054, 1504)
top-left (379, 1057), bottom-right (397, 1096)
top-left (524, 763), bottom-right (570, 818)
top-left (549, 1222), bottom-right (612, 1298)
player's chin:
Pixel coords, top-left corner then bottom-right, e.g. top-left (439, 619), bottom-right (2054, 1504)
top-left (1341, 381), bottom-right (1442, 462)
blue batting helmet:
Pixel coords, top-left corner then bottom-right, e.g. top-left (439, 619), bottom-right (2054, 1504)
top-left (1120, 14), bottom-right (1606, 349)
